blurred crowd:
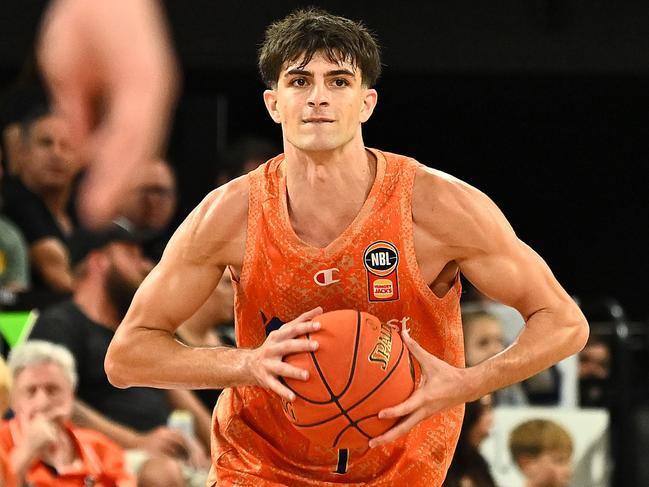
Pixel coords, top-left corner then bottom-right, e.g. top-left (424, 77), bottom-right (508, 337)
top-left (0, 65), bottom-right (280, 486)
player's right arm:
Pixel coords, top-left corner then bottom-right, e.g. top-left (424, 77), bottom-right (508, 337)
top-left (105, 177), bottom-right (320, 400)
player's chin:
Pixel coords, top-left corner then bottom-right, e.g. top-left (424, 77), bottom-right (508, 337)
top-left (291, 137), bottom-right (340, 153)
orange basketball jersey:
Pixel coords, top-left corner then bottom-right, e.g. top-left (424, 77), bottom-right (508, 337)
top-left (211, 149), bottom-right (465, 486)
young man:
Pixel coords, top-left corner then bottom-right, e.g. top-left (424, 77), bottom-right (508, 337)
top-left (105, 8), bottom-right (588, 486)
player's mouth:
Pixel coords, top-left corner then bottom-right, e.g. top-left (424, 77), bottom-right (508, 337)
top-left (303, 117), bottom-right (335, 123)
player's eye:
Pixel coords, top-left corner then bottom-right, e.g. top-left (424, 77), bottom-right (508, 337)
top-left (291, 78), bottom-right (307, 87)
top-left (333, 78), bottom-right (349, 87)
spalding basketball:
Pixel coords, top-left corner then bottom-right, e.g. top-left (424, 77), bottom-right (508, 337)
top-left (282, 309), bottom-right (416, 449)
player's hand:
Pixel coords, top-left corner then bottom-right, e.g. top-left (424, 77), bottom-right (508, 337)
top-left (249, 307), bottom-right (323, 401)
top-left (37, 0), bottom-right (179, 228)
top-left (136, 426), bottom-right (190, 459)
top-left (369, 327), bottom-right (468, 448)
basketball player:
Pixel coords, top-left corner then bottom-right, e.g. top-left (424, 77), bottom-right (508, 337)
top-left (105, 8), bottom-right (589, 486)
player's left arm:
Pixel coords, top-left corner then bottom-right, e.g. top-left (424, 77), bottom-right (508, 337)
top-left (370, 170), bottom-right (588, 447)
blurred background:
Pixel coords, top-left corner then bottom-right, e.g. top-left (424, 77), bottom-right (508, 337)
top-left (1, 1), bottom-right (648, 486)
top-left (1, 1), bottom-right (647, 320)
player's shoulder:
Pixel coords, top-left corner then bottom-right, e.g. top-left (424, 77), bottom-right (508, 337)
top-left (196, 174), bottom-right (250, 220)
top-left (167, 175), bottom-right (250, 265)
top-left (412, 164), bottom-right (510, 244)
top-left (413, 164), bottom-right (492, 213)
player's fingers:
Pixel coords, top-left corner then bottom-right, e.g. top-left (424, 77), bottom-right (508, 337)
top-left (401, 327), bottom-right (429, 363)
top-left (275, 314), bottom-right (322, 340)
top-left (377, 388), bottom-right (425, 420)
top-left (275, 337), bottom-right (319, 356)
top-left (265, 374), bottom-right (300, 402)
top-left (292, 306), bottom-right (324, 324)
top-left (267, 361), bottom-right (310, 381)
top-left (369, 409), bottom-right (427, 448)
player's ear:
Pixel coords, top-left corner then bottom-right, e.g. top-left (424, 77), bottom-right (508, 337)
top-left (263, 89), bottom-right (282, 124)
top-left (360, 88), bottom-right (378, 123)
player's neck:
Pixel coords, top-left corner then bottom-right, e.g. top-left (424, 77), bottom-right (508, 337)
top-left (282, 143), bottom-right (377, 247)
top-left (283, 142), bottom-right (375, 198)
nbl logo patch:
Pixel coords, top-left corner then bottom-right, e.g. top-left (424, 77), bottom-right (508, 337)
top-left (363, 241), bottom-right (400, 302)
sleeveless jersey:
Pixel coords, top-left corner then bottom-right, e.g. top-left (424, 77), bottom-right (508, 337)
top-left (211, 149), bottom-right (465, 486)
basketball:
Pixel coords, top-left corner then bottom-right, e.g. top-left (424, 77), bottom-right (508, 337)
top-left (281, 309), bottom-right (416, 449)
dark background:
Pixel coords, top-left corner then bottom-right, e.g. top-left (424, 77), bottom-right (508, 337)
top-left (1, 0), bottom-right (647, 320)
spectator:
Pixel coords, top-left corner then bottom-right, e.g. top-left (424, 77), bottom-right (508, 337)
top-left (509, 419), bottom-right (574, 487)
top-left (462, 284), bottom-right (577, 407)
top-left (0, 340), bottom-right (135, 486)
top-left (0, 159), bottom-right (30, 293)
top-left (0, 356), bottom-right (10, 416)
top-left (27, 222), bottom-right (209, 486)
top-left (216, 135), bottom-right (278, 186)
top-left (0, 49), bottom-right (48, 177)
top-left (578, 333), bottom-right (611, 408)
top-left (463, 309), bottom-right (528, 406)
top-left (444, 394), bottom-right (497, 487)
top-left (2, 105), bottom-right (84, 295)
top-left (118, 158), bottom-right (177, 263)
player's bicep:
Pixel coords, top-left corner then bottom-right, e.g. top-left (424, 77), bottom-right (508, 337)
top-left (126, 258), bottom-right (223, 333)
top-left (459, 235), bottom-right (569, 321)
top-left (123, 213), bottom-right (224, 333)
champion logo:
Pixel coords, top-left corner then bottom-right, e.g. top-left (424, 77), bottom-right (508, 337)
top-left (313, 268), bottom-right (340, 287)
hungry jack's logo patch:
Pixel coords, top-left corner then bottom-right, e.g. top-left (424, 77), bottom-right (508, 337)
top-left (363, 241), bottom-right (400, 302)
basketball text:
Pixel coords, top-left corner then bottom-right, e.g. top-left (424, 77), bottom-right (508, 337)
top-left (368, 323), bottom-right (393, 370)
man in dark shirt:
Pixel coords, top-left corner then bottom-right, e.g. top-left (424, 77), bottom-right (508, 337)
top-left (2, 105), bottom-right (83, 295)
top-left (28, 222), bottom-right (210, 485)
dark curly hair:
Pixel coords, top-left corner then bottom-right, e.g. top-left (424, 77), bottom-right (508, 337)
top-left (258, 7), bottom-right (382, 88)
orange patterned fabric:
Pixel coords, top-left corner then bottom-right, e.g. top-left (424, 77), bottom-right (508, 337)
top-left (211, 149), bottom-right (465, 486)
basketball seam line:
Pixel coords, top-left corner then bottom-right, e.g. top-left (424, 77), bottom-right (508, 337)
top-left (330, 338), bottom-right (410, 447)
top-left (292, 337), bottom-right (407, 428)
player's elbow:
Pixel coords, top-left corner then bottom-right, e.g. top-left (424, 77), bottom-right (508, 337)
top-left (104, 337), bottom-right (133, 389)
top-left (562, 307), bottom-right (590, 356)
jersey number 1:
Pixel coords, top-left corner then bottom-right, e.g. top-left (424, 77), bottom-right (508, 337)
top-left (335, 449), bottom-right (349, 474)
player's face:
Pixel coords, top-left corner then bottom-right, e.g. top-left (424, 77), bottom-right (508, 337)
top-left (464, 316), bottom-right (505, 366)
top-left (11, 362), bottom-right (74, 423)
top-left (264, 53), bottom-right (377, 153)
